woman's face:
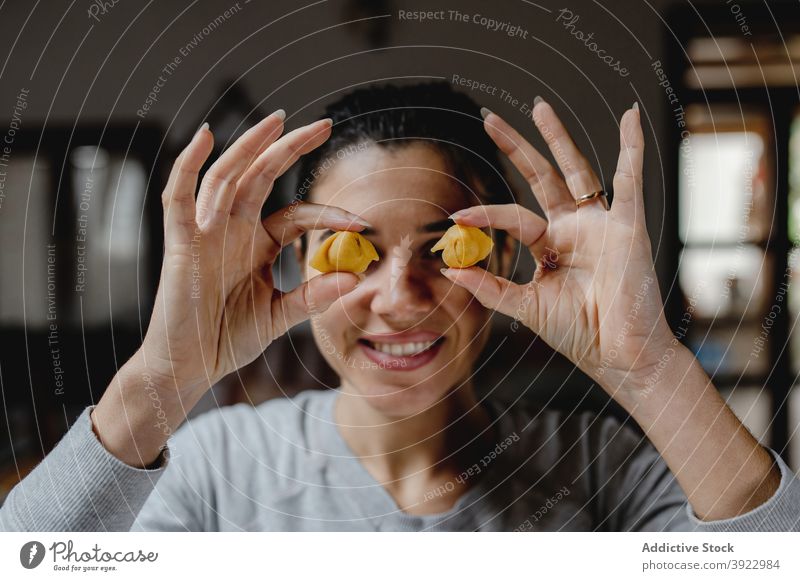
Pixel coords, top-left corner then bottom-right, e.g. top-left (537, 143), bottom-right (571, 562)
top-left (300, 142), bottom-right (501, 418)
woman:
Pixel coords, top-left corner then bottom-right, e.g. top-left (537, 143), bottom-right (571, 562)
top-left (1, 82), bottom-right (798, 531)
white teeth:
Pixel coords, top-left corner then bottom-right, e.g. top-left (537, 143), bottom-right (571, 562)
top-left (368, 340), bottom-right (437, 356)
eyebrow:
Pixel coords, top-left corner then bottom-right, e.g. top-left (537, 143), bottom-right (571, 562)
top-left (315, 219), bottom-right (453, 242)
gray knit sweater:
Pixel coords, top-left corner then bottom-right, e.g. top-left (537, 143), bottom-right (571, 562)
top-left (2, 388), bottom-right (799, 531)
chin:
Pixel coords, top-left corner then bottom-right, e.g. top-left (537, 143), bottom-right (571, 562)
top-left (349, 373), bottom-right (456, 418)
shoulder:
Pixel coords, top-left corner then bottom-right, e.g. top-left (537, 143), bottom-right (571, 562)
top-left (168, 388), bottom-right (334, 463)
top-left (493, 399), bottom-right (654, 468)
top-left (175, 387), bottom-right (332, 436)
top-left (496, 398), bottom-right (642, 442)
top-left (494, 400), bottom-right (675, 513)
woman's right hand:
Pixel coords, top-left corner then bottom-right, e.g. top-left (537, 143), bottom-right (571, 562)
top-left (90, 112), bottom-right (368, 468)
top-left (140, 112), bottom-right (368, 401)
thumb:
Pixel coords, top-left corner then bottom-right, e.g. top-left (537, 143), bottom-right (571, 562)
top-left (611, 106), bottom-right (645, 218)
top-left (442, 267), bottom-right (535, 325)
top-left (270, 272), bottom-right (360, 338)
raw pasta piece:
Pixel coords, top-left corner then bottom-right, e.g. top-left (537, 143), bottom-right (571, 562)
top-left (431, 224), bottom-right (493, 268)
top-left (310, 231), bottom-right (379, 273)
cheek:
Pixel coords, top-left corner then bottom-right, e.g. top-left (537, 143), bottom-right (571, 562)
top-left (310, 291), bottom-right (365, 344)
top-left (312, 301), bottom-right (346, 333)
top-left (433, 281), bottom-right (491, 328)
top-left (309, 306), bottom-right (350, 362)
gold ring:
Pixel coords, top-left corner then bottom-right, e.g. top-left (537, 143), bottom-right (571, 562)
top-left (575, 189), bottom-right (612, 211)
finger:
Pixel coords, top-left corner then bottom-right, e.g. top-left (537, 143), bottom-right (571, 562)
top-left (195, 110), bottom-right (286, 228)
top-left (450, 203), bottom-right (550, 260)
top-left (162, 125), bottom-right (214, 247)
top-left (612, 105), bottom-right (645, 219)
top-left (531, 99), bottom-right (603, 200)
top-left (231, 118), bottom-right (334, 219)
top-left (481, 109), bottom-right (575, 215)
top-left (261, 201), bottom-right (371, 263)
top-left (442, 266), bottom-right (536, 323)
top-left (270, 272), bottom-right (360, 338)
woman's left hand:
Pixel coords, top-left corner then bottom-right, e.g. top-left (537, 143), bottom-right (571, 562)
top-left (446, 100), bottom-right (788, 523)
top-left (444, 99), bottom-right (678, 402)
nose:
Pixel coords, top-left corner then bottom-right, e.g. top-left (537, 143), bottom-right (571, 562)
top-left (366, 252), bottom-right (435, 322)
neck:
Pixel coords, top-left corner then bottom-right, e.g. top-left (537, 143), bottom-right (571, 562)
top-left (334, 381), bottom-right (494, 479)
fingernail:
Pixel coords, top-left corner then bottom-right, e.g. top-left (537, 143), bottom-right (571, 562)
top-left (448, 209), bottom-right (467, 220)
top-left (320, 117), bottom-right (333, 127)
top-left (273, 108), bottom-right (286, 121)
top-left (354, 216), bottom-right (372, 227)
top-left (355, 273), bottom-right (366, 284)
top-left (440, 268), bottom-right (452, 277)
top-left (195, 122), bottom-right (209, 137)
top-left (480, 107), bottom-right (492, 119)
top-left (533, 96), bottom-right (544, 106)
top-left (632, 102), bottom-right (639, 112)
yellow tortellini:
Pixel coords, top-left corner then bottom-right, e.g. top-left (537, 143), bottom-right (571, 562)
top-left (431, 224), bottom-right (494, 268)
top-left (309, 231), bottom-right (379, 274)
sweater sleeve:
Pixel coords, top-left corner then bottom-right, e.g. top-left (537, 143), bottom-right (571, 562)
top-left (0, 405), bottom-right (171, 532)
top-left (130, 412), bottom-right (216, 532)
top-left (604, 418), bottom-right (800, 531)
top-left (682, 446), bottom-right (800, 532)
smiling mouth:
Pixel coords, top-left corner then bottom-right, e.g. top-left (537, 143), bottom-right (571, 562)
top-left (357, 337), bottom-right (445, 357)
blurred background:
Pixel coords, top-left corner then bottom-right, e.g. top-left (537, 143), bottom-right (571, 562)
top-left (1, 0), bottom-right (800, 500)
